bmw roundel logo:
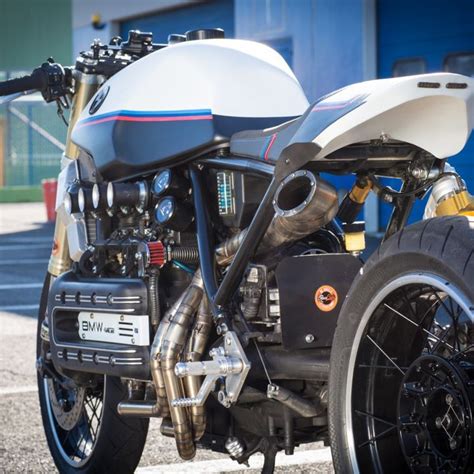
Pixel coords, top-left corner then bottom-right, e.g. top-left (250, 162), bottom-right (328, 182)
top-left (89, 85), bottom-right (110, 115)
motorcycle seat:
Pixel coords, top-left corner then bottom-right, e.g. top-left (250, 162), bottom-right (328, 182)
top-left (229, 115), bottom-right (303, 163)
top-left (230, 92), bottom-right (369, 162)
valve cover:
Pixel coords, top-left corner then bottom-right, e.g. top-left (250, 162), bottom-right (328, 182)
top-left (48, 271), bottom-right (150, 379)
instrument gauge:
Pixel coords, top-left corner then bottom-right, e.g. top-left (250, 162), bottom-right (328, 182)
top-left (155, 196), bottom-right (175, 224)
top-left (152, 170), bottom-right (172, 196)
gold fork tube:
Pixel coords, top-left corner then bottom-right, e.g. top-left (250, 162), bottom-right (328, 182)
top-left (183, 296), bottom-right (212, 440)
top-left (48, 72), bottom-right (104, 276)
top-left (65, 72), bottom-right (105, 160)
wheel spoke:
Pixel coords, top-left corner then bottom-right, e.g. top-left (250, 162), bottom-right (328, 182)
top-left (358, 363), bottom-right (409, 371)
top-left (384, 303), bottom-right (454, 351)
top-left (418, 299), bottom-right (440, 327)
top-left (45, 377), bottom-right (104, 465)
top-left (366, 334), bottom-right (405, 375)
top-left (354, 409), bottom-right (397, 427)
top-left (352, 279), bottom-right (473, 473)
top-left (430, 290), bottom-right (454, 320)
top-left (357, 424), bottom-right (397, 448)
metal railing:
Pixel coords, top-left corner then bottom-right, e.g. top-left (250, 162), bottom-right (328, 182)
top-left (0, 71), bottom-right (66, 187)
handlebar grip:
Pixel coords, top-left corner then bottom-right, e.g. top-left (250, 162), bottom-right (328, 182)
top-left (0, 69), bottom-right (47, 97)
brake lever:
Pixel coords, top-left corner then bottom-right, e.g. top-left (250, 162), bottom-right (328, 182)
top-left (0, 89), bottom-right (36, 105)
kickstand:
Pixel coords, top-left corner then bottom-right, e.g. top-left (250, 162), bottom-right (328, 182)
top-left (261, 438), bottom-right (278, 474)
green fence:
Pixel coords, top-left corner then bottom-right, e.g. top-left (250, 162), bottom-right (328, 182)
top-left (1, 72), bottom-right (66, 188)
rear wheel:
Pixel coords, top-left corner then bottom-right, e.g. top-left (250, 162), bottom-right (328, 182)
top-left (36, 273), bottom-right (149, 473)
top-left (329, 216), bottom-right (474, 473)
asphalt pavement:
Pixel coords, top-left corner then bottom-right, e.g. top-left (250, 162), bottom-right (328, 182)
top-left (0, 202), bottom-right (335, 473)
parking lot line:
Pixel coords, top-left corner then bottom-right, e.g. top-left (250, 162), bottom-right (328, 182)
top-left (137, 448), bottom-right (332, 473)
top-left (0, 259), bottom-right (49, 265)
top-left (0, 283), bottom-right (43, 290)
top-left (0, 244), bottom-right (52, 251)
top-left (0, 304), bottom-right (39, 311)
top-left (0, 385), bottom-right (38, 395)
top-left (0, 237), bottom-right (52, 243)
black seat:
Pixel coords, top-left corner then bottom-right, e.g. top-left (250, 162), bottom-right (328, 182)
top-left (230, 116), bottom-right (302, 162)
top-left (230, 92), bottom-right (369, 162)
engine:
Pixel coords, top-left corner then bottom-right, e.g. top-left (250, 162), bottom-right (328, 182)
top-left (48, 159), bottom-right (342, 460)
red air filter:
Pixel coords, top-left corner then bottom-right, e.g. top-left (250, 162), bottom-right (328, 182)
top-left (147, 241), bottom-right (166, 267)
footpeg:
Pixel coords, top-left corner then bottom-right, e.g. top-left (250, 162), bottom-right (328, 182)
top-left (170, 397), bottom-right (199, 408)
top-left (172, 331), bottom-right (250, 408)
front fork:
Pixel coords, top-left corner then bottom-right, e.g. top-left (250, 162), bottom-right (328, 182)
top-left (48, 72), bottom-right (103, 276)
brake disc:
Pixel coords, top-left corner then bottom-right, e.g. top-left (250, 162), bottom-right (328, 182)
top-left (47, 379), bottom-right (86, 431)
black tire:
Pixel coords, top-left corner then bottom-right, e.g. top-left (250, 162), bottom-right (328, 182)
top-left (36, 273), bottom-right (149, 474)
top-left (329, 216), bottom-right (474, 474)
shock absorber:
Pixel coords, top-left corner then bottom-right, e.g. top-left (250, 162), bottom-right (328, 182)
top-left (337, 176), bottom-right (373, 224)
top-left (424, 164), bottom-right (474, 218)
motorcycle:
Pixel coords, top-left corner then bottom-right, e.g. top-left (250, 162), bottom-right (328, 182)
top-left (1, 28), bottom-right (473, 473)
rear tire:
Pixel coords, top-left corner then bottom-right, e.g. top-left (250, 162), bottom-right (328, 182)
top-left (37, 273), bottom-right (149, 473)
top-left (329, 216), bottom-right (474, 473)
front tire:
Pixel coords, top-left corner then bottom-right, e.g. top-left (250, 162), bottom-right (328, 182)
top-left (329, 216), bottom-right (474, 473)
top-left (36, 273), bottom-right (149, 473)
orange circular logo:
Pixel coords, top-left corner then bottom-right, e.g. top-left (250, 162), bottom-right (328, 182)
top-left (315, 285), bottom-right (338, 312)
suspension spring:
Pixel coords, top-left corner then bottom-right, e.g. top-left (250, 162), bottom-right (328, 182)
top-left (148, 270), bottom-right (161, 328)
top-left (169, 246), bottom-right (199, 264)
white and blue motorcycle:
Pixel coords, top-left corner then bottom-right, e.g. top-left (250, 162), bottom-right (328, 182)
top-left (1, 29), bottom-right (473, 473)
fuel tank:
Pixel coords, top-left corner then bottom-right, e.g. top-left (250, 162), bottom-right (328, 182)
top-left (71, 39), bottom-right (309, 180)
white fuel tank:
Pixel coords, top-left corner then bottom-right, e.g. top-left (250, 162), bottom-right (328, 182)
top-left (72, 39), bottom-right (309, 179)
top-left (79, 38), bottom-right (309, 119)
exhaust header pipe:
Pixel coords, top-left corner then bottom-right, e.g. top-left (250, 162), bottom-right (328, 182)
top-left (216, 171), bottom-right (338, 264)
top-left (264, 170), bottom-right (338, 248)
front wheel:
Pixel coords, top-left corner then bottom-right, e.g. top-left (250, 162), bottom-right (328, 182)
top-left (36, 274), bottom-right (149, 473)
top-left (329, 216), bottom-right (474, 474)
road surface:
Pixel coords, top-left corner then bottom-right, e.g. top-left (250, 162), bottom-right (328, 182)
top-left (0, 202), bottom-right (334, 473)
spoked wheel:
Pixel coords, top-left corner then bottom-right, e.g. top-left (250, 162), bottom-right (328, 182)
top-left (42, 376), bottom-right (104, 466)
top-left (329, 216), bottom-right (474, 474)
top-left (36, 273), bottom-right (149, 473)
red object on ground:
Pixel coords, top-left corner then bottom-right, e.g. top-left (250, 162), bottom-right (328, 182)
top-left (42, 179), bottom-right (58, 222)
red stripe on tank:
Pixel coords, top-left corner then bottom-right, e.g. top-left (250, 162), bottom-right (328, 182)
top-left (264, 133), bottom-right (278, 161)
top-left (77, 114), bottom-right (213, 128)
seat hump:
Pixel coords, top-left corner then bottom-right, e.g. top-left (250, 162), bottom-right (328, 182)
top-left (230, 92), bottom-right (368, 162)
top-left (230, 116), bottom-right (303, 162)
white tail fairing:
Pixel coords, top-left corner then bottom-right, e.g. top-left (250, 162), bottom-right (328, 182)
top-left (310, 73), bottom-right (474, 159)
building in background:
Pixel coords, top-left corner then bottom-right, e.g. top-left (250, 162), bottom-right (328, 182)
top-left (1, 0), bottom-right (473, 229)
top-left (0, 0), bottom-right (72, 199)
top-left (0, 0), bottom-right (72, 72)
top-left (71, 0), bottom-right (474, 230)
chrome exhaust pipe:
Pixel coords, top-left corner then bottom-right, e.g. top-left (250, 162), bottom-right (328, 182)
top-left (120, 270), bottom-right (206, 458)
top-left (216, 229), bottom-right (247, 266)
top-left (183, 296), bottom-right (212, 440)
top-left (215, 171), bottom-right (338, 264)
top-left (117, 292), bottom-right (186, 418)
top-left (160, 270), bottom-right (203, 460)
top-left (150, 291), bottom-right (186, 418)
top-left (263, 170), bottom-right (338, 249)
top-left (117, 401), bottom-right (158, 417)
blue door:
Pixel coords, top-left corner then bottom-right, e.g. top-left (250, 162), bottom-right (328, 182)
top-left (120, 0), bottom-right (235, 43)
top-left (377, 0), bottom-right (474, 227)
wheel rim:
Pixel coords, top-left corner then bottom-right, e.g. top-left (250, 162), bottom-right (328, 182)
top-left (43, 376), bottom-right (105, 467)
top-left (345, 273), bottom-right (474, 473)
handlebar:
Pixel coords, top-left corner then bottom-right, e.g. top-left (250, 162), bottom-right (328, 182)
top-left (0, 61), bottom-right (71, 102)
top-left (0, 70), bottom-right (47, 96)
